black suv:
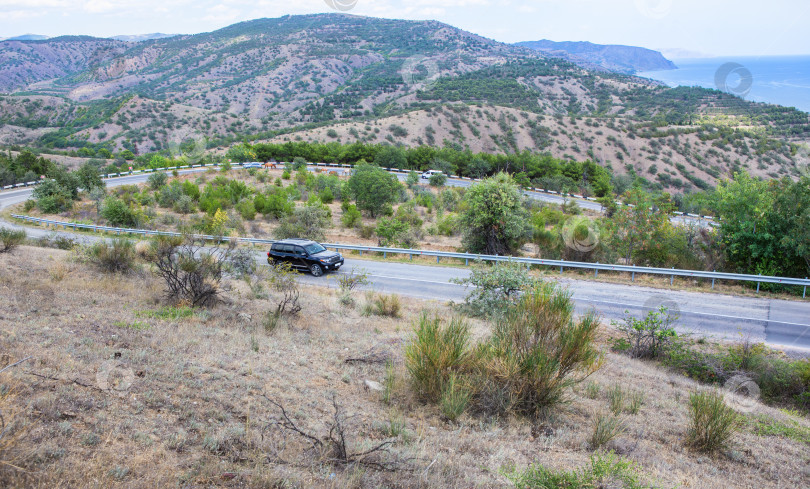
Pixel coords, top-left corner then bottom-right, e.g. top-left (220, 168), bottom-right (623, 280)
top-left (266, 239), bottom-right (344, 277)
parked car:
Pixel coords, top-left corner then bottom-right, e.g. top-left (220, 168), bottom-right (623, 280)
top-left (242, 162), bottom-right (263, 168)
top-left (266, 239), bottom-right (344, 277)
top-left (421, 169), bottom-right (442, 179)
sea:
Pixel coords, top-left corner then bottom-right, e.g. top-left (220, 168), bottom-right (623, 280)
top-left (638, 55), bottom-right (810, 114)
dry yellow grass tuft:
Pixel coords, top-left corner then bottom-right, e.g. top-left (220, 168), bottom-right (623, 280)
top-left (0, 244), bottom-right (807, 488)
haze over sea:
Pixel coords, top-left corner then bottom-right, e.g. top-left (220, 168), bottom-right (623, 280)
top-left (638, 56), bottom-right (810, 114)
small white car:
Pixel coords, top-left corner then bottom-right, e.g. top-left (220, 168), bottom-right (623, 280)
top-left (421, 170), bottom-right (443, 179)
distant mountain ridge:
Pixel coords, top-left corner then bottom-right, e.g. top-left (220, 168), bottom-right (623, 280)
top-left (111, 33), bottom-right (180, 42)
top-left (2, 34), bottom-right (50, 41)
top-left (516, 39), bottom-right (677, 74)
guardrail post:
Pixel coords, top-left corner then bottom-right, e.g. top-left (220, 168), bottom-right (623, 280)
top-left (383, 251), bottom-right (387, 259)
top-left (359, 250), bottom-right (362, 256)
top-left (631, 265), bottom-right (635, 282)
top-left (560, 265), bottom-right (563, 275)
top-left (595, 263), bottom-right (598, 277)
top-left (464, 258), bottom-right (468, 266)
top-left (757, 275), bottom-right (761, 293)
top-left (437, 256), bottom-right (440, 264)
top-left (711, 271), bottom-right (716, 290)
top-left (671, 268), bottom-right (675, 286)
top-left (804, 279), bottom-right (807, 299)
top-left (411, 254), bottom-right (414, 261)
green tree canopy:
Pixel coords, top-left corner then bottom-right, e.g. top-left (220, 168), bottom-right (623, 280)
top-left (459, 172), bottom-right (531, 255)
top-left (347, 161), bottom-right (401, 217)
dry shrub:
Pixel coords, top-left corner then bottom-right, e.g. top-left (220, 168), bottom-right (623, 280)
top-left (48, 262), bottom-right (69, 282)
top-left (0, 361), bottom-right (29, 485)
top-left (144, 235), bottom-right (234, 307)
top-left (404, 313), bottom-right (472, 402)
top-left (364, 293), bottom-right (402, 318)
top-left (405, 283), bottom-right (603, 419)
top-left (0, 227), bottom-right (25, 254)
top-left (590, 413), bottom-right (626, 450)
top-left (481, 282), bottom-right (603, 416)
top-left (686, 390), bottom-right (741, 452)
top-left (84, 238), bottom-right (137, 274)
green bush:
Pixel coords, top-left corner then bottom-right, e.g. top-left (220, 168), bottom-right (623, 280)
top-left (147, 171), bottom-right (168, 190)
top-left (341, 204), bottom-right (362, 228)
top-left (32, 180), bottom-right (73, 213)
top-left (84, 239), bottom-right (137, 273)
top-left (319, 187), bottom-right (334, 204)
top-left (274, 206), bottom-right (330, 241)
top-left (440, 373), bottom-right (471, 422)
top-left (508, 452), bottom-right (650, 489)
top-left (157, 183), bottom-right (184, 208)
top-left (451, 261), bottom-right (537, 318)
top-left (101, 197), bottom-right (139, 227)
top-left (612, 306), bottom-right (678, 359)
top-left (0, 227), bottom-right (26, 253)
top-left (236, 200), bottom-right (256, 220)
top-left (101, 197), bottom-right (139, 228)
top-left (429, 172), bottom-right (448, 187)
top-left (686, 390), bottom-right (740, 453)
top-left (405, 313), bottom-right (472, 402)
top-left (173, 195), bottom-right (196, 214)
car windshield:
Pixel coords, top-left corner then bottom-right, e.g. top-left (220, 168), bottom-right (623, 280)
top-left (304, 243), bottom-right (326, 255)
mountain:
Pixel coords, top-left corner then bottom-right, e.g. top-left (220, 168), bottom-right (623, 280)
top-left (3, 34), bottom-right (50, 41)
top-left (0, 13), bottom-right (807, 193)
top-left (516, 40), bottom-right (676, 74)
top-left (111, 33), bottom-right (179, 42)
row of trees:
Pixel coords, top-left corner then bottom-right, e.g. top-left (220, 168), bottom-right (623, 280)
top-left (226, 140), bottom-right (613, 197)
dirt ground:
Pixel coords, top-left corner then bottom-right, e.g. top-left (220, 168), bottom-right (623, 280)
top-left (0, 245), bottom-right (808, 488)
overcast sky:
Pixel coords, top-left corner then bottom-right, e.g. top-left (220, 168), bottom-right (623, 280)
top-left (1, 0), bottom-right (808, 57)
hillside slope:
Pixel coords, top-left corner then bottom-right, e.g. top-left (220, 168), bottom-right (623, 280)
top-left (0, 13), bottom-right (808, 193)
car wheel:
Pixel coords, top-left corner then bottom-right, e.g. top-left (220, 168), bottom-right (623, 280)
top-left (310, 263), bottom-right (324, 277)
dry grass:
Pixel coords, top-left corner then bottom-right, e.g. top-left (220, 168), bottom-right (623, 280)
top-left (0, 245), bottom-right (808, 488)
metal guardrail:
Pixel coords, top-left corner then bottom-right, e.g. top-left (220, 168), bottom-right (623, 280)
top-left (10, 214), bottom-right (807, 295)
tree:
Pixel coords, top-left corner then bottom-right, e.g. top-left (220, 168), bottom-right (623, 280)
top-left (347, 162), bottom-right (401, 217)
top-left (459, 172), bottom-right (531, 255)
top-left (76, 162), bottom-right (104, 192)
top-left (374, 146), bottom-right (407, 169)
top-left (226, 143), bottom-right (256, 163)
top-left (715, 172), bottom-right (774, 274)
top-left (610, 188), bottom-right (676, 266)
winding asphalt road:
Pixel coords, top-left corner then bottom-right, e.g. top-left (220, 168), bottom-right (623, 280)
top-left (1, 170), bottom-right (805, 351)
